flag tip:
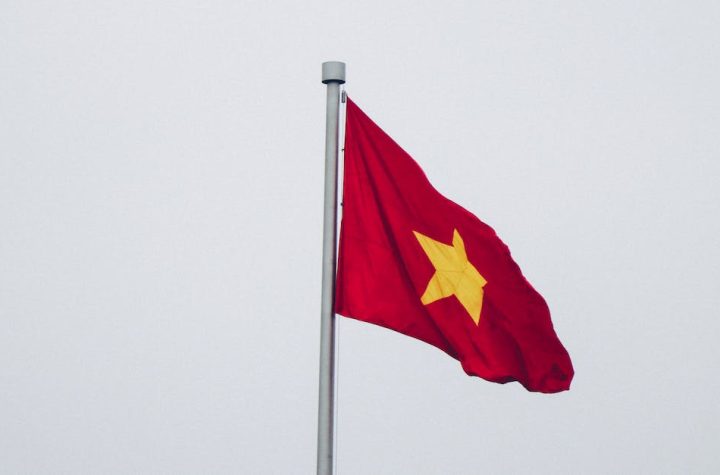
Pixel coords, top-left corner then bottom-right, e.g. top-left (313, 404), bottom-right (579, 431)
top-left (322, 61), bottom-right (346, 84)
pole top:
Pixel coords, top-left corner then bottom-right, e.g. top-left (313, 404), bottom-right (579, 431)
top-left (322, 61), bottom-right (346, 84)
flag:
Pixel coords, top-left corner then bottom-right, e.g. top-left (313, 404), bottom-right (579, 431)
top-left (335, 98), bottom-right (574, 393)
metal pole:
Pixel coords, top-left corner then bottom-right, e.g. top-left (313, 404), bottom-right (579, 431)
top-left (317, 61), bottom-right (345, 475)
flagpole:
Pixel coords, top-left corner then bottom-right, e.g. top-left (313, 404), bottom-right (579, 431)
top-left (317, 61), bottom-right (345, 475)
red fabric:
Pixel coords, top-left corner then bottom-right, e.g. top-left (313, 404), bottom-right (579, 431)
top-left (335, 98), bottom-right (574, 393)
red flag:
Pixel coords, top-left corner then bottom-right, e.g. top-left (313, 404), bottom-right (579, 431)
top-left (335, 98), bottom-right (573, 393)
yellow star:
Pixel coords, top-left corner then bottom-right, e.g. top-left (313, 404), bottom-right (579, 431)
top-left (413, 229), bottom-right (487, 325)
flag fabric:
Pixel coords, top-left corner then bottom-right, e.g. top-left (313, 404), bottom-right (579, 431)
top-left (335, 98), bottom-right (574, 393)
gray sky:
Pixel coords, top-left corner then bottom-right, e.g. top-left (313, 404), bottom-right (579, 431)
top-left (1, 1), bottom-right (719, 473)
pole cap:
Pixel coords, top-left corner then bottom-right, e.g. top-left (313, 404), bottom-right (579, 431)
top-left (322, 61), bottom-right (346, 84)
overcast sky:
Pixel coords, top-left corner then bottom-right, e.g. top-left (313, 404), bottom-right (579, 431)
top-left (1, 1), bottom-right (719, 474)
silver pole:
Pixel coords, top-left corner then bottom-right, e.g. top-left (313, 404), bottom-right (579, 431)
top-left (317, 61), bottom-right (345, 475)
